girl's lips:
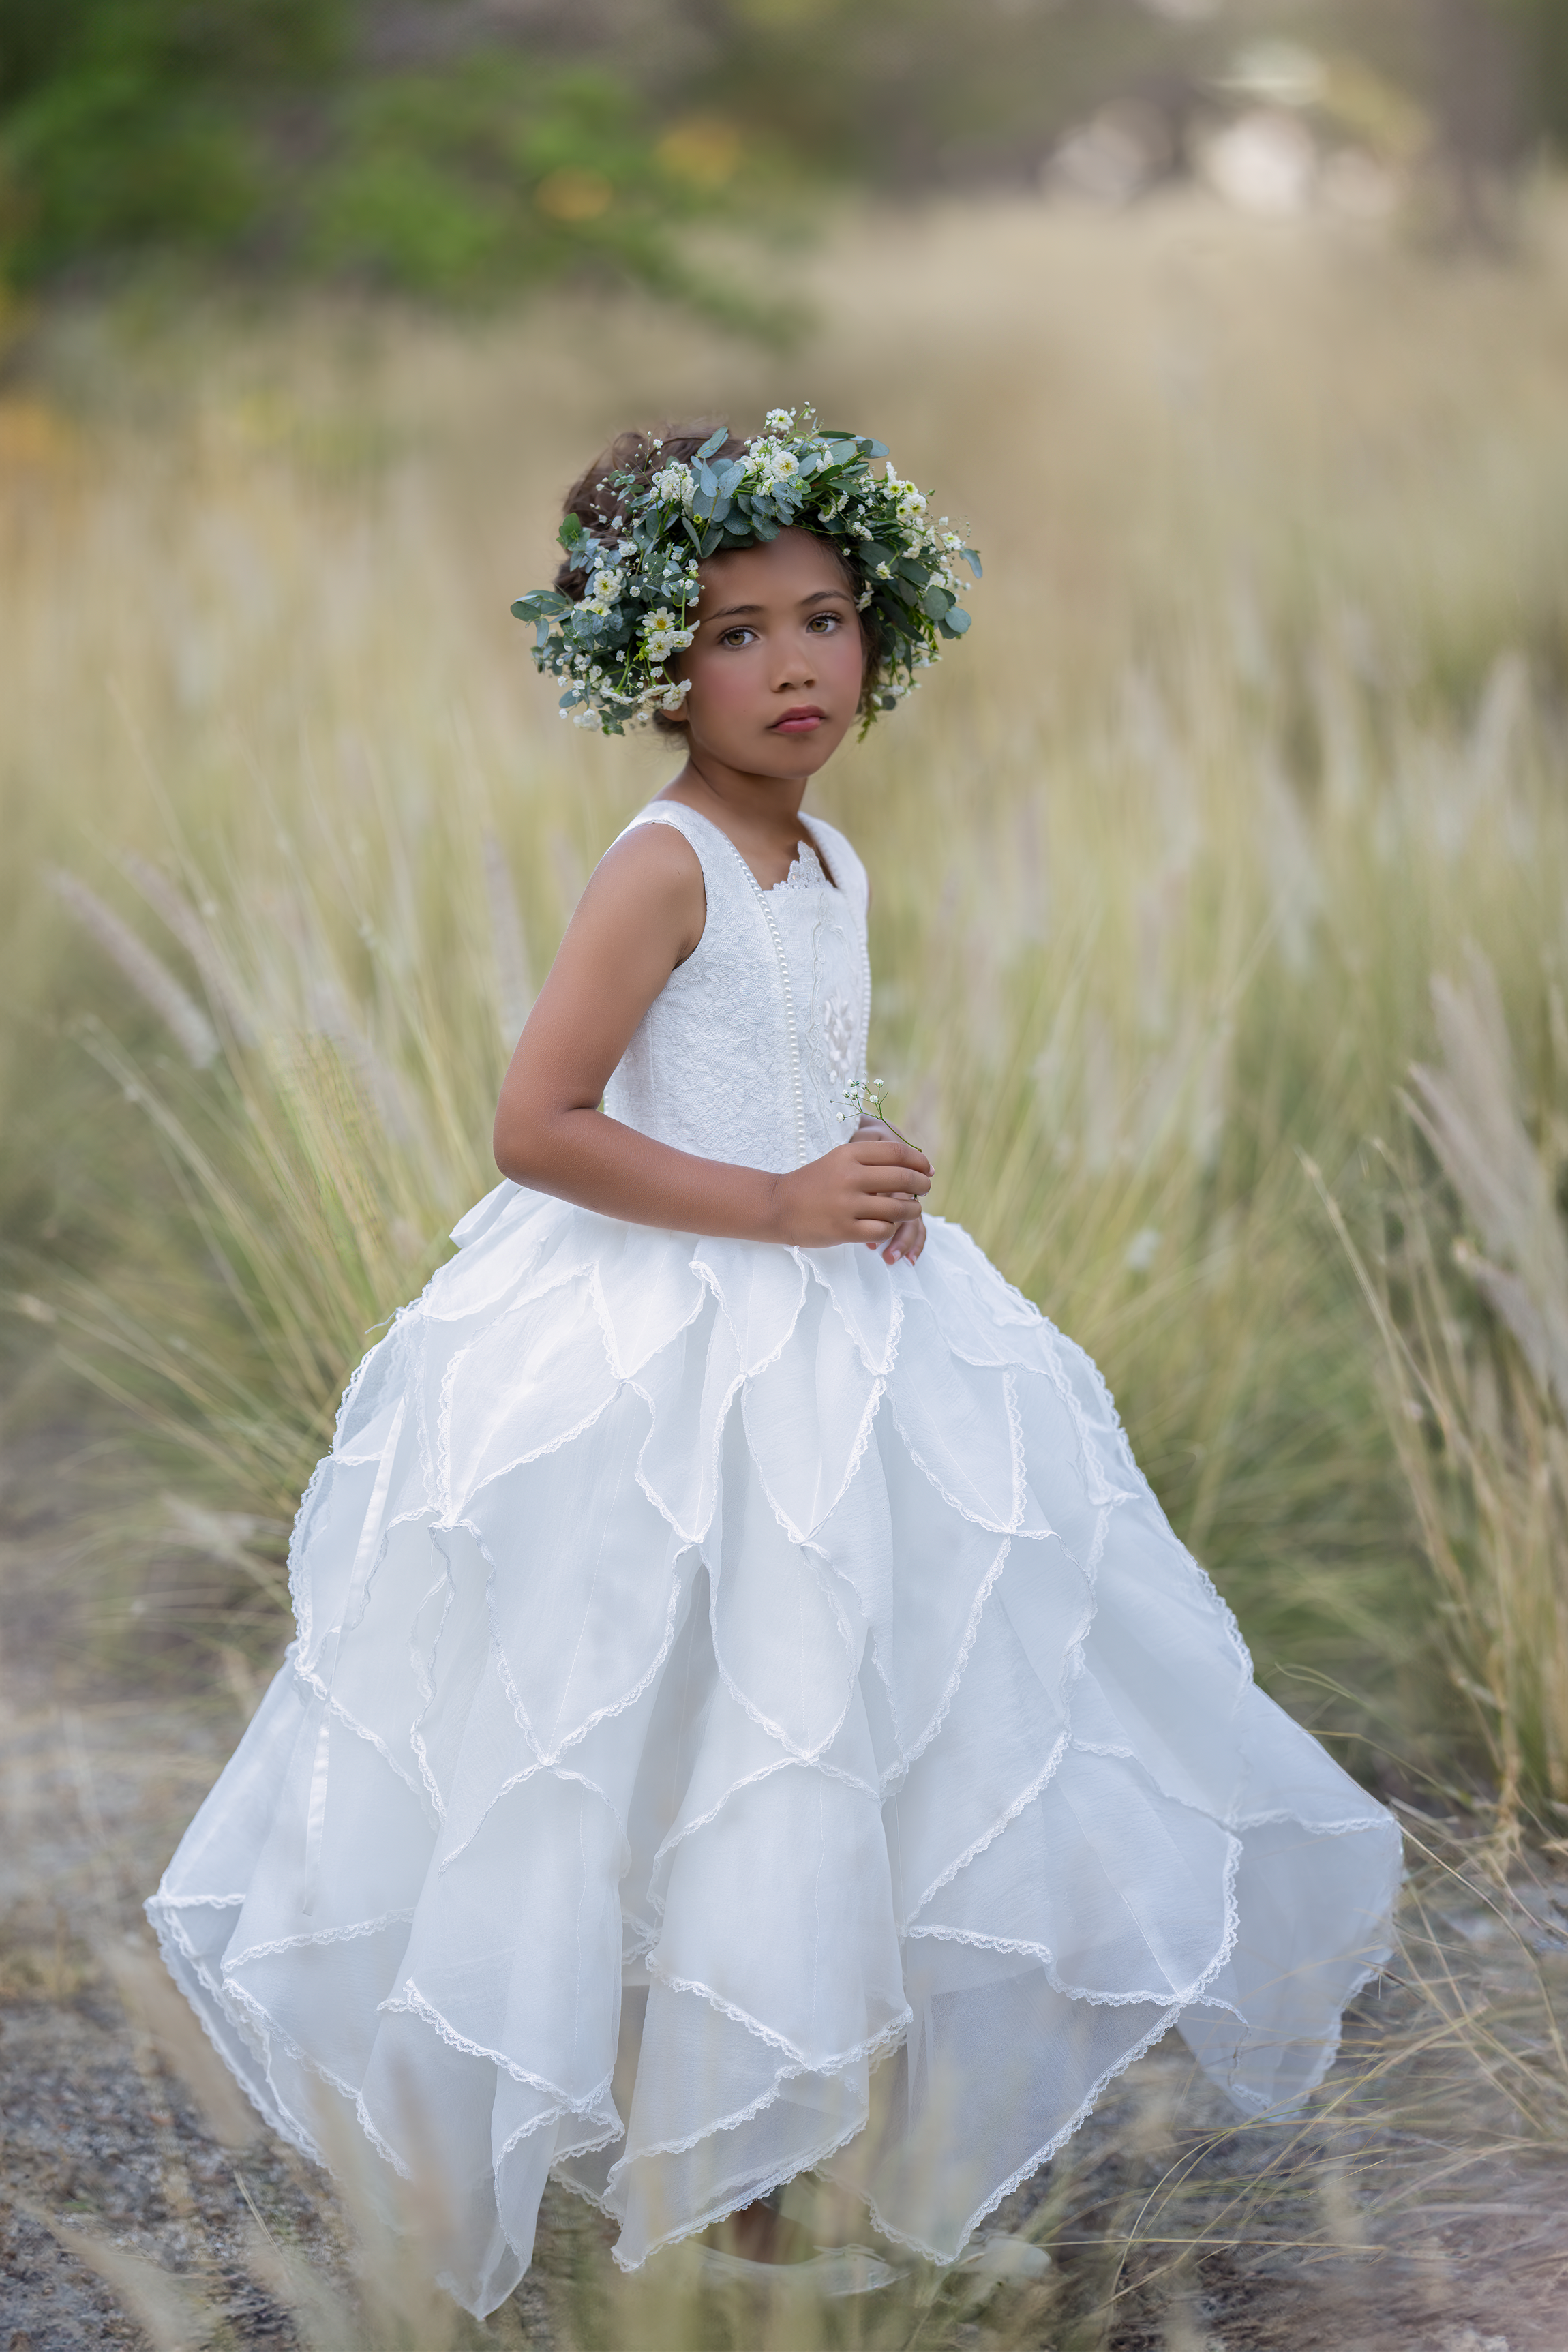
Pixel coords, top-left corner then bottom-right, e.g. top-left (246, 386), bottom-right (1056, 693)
top-left (770, 708), bottom-right (826, 734)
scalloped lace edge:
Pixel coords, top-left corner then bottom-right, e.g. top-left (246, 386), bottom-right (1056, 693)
top-left (381, 1978), bottom-right (616, 2112)
top-left (635, 1961), bottom-right (911, 2075)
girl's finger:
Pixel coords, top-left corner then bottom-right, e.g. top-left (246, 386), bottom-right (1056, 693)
top-left (852, 1218), bottom-right (897, 1245)
top-left (852, 1132), bottom-right (932, 1176)
top-left (881, 1216), bottom-right (924, 1265)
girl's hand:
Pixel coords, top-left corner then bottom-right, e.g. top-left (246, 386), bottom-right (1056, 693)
top-left (770, 1121), bottom-right (932, 1256)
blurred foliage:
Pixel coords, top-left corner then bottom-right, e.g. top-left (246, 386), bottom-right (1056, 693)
top-left (2, 1), bottom-right (1568, 326)
top-left (0, 0), bottom-right (788, 326)
top-left (0, 0), bottom-right (348, 274)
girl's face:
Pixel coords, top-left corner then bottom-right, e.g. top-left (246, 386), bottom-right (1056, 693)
top-left (669, 526), bottom-right (865, 777)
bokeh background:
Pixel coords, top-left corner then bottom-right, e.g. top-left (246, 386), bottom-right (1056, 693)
top-left (3, 3), bottom-right (1568, 2347)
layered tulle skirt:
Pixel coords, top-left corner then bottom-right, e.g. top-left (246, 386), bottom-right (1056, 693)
top-left (148, 1184), bottom-right (1401, 2317)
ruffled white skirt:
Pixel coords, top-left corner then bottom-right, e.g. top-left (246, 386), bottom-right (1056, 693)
top-left (148, 1186), bottom-right (1400, 2317)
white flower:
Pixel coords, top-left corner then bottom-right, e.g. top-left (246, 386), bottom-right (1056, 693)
top-left (874, 560), bottom-right (892, 580)
top-left (651, 462), bottom-right (695, 507)
top-left (582, 564), bottom-right (624, 618)
top-left (641, 607), bottom-right (696, 663)
top-left (744, 440), bottom-right (801, 494)
top-left (763, 407), bottom-right (795, 436)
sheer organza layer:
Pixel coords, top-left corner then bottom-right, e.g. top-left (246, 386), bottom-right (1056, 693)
top-left (148, 1185), bottom-right (1401, 2317)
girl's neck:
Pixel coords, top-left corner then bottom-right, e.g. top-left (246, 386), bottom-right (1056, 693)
top-left (659, 755), bottom-right (811, 839)
top-left (657, 757), bottom-right (829, 891)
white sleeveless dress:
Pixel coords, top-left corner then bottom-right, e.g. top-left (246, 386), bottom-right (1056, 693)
top-left (148, 802), bottom-right (1400, 2318)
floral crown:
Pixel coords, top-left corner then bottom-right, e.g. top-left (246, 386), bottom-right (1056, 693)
top-left (511, 406), bottom-right (981, 736)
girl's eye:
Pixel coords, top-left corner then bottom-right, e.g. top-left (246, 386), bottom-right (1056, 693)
top-left (806, 613), bottom-right (841, 633)
top-left (719, 627), bottom-right (756, 648)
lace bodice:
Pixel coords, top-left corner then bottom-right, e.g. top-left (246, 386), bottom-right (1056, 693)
top-left (602, 802), bottom-right (871, 1175)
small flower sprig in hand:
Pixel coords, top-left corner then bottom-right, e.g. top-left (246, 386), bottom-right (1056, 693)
top-left (840, 1076), bottom-right (921, 1151)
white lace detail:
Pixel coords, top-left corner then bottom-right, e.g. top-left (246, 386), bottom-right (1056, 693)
top-left (382, 1978), bottom-right (616, 2111)
top-left (773, 839), bottom-right (830, 896)
top-left (603, 804), bottom-right (870, 1175)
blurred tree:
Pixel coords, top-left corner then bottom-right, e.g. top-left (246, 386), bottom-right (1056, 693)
top-left (0, 0), bottom-right (785, 325)
top-left (0, 1), bottom-right (350, 276)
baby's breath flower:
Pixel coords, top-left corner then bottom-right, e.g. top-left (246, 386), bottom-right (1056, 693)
top-left (652, 462), bottom-right (695, 507)
top-left (642, 607), bottom-right (696, 663)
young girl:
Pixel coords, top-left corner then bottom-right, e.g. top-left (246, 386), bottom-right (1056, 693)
top-left (149, 412), bottom-right (1401, 2317)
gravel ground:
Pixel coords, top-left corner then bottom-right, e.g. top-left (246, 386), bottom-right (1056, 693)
top-left (3, 1569), bottom-right (1565, 2349)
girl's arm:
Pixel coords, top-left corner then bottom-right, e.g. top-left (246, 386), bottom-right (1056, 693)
top-left (492, 826), bottom-right (931, 1255)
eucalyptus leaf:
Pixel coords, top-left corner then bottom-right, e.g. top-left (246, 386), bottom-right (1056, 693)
top-left (695, 426), bottom-right (729, 462)
top-left (921, 584), bottom-right (952, 620)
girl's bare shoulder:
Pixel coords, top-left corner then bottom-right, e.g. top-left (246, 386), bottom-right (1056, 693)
top-left (573, 815), bottom-right (706, 964)
top-left (590, 815), bottom-right (704, 903)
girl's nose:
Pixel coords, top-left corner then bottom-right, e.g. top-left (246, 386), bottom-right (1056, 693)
top-left (775, 646), bottom-right (817, 689)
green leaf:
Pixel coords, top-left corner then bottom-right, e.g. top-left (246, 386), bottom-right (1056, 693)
top-left (696, 426), bottom-right (729, 462)
top-left (556, 514), bottom-right (584, 549)
top-left (943, 607), bottom-right (971, 635)
top-left (921, 584), bottom-right (952, 621)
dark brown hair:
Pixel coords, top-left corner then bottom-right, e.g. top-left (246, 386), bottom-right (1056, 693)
top-left (555, 422), bottom-right (884, 732)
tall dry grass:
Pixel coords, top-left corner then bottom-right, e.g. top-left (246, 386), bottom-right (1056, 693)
top-left (4, 170), bottom-right (1568, 2352)
top-left (7, 196), bottom-right (1568, 1792)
